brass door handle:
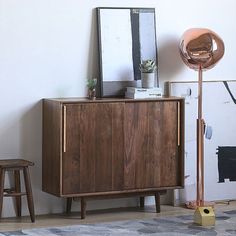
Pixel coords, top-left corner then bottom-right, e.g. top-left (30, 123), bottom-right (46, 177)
top-left (177, 102), bottom-right (181, 146)
top-left (63, 105), bottom-right (67, 153)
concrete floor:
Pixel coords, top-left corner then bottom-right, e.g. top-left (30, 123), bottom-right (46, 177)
top-left (0, 201), bottom-right (234, 232)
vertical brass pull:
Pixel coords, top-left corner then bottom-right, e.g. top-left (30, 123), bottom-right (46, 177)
top-left (177, 102), bottom-right (181, 146)
top-left (63, 106), bottom-right (67, 153)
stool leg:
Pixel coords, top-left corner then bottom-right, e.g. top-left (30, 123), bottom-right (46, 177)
top-left (0, 169), bottom-right (5, 218)
top-left (23, 167), bottom-right (35, 222)
top-left (14, 170), bottom-right (21, 217)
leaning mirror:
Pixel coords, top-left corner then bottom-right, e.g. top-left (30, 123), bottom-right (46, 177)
top-left (97, 7), bottom-right (158, 97)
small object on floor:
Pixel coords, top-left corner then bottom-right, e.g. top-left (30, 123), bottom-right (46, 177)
top-left (194, 206), bottom-right (215, 226)
top-left (0, 159), bottom-right (35, 222)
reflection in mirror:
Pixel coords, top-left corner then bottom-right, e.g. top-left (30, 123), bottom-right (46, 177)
top-left (97, 8), bottom-right (158, 97)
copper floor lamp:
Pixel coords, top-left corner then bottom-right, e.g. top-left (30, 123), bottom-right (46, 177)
top-left (179, 28), bottom-right (225, 226)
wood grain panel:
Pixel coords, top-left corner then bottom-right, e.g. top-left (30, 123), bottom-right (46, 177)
top-left (79, 104), bottom-right (96, 193)
top-left (94, 103), bottom-right (113, 192)
top-left (124, 102), bottom-right (165, 190)
top-left (179, 99), bottom-right (185, 187)
top-left (146, 102), bottom-right (162, 188)
top-left (42, 100), bottom-right (61, 196)
top-left (79, 103), bottom-right (124, 193)
top-left (160, 101), bottom-right (179, 187)
top-left (111, 103), bottom-right (125, 190)
top-left (42, 98), bottom-right (184, 204)
top-left (135, 103), bottom-right (149, 189)
top-left (124, 103), bottom-right (135, 189)
top-left (62, 104), bottom-right (81, 195)
top-left (124, 102), bottom-right (149, 189)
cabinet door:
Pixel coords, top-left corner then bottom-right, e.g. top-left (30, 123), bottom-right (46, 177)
top-left (159, 101), bottom-right (180, 187)
top-left (124, 101), bottom-right (180, 189)
top-left (62, 103), bottom-right (125, 195)
top-left (79, 103), bottom-right (124, 193)
top-left (62, 104), bottom-right (81, 195)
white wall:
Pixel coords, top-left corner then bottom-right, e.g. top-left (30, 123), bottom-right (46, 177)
top-left (0, 0), bottom-right (235, 217)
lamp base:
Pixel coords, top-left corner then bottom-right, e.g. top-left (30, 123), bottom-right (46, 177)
top-left (194, 206), bottom-right (215, 226)
top-left (185, 200), bottom-right (214, 209)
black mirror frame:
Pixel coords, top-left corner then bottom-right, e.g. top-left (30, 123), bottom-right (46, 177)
top-left (96, 7), bottom-right (158, 97)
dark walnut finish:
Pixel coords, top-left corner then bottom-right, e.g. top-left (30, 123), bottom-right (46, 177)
top-left (42, 97), bottom-right (184, 219)
top-left (0, 159), bottom-right (35, 222)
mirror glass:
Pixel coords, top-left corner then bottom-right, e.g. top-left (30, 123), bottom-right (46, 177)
top-left (97, 8), bottom-right (158, 97)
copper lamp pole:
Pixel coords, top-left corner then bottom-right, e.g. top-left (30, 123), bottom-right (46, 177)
top-left (179, 28), bottom-right (224, 225)
top-left (197, 65), bottom-right (204, 207)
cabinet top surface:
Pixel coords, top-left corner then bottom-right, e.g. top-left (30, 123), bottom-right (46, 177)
top-left (43, 96), bottom-right (184, 103)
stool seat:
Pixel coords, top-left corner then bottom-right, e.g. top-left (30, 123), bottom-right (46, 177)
top-left (0, 159), bottom-right (35, 222)
top-left (0, 159), bottom-right (34, 168)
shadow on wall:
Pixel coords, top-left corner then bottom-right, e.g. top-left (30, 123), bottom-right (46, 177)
top-left (86, 9), bottom-right (99, 92)
top-left (0, 100), bottom-right (63, 217)
top-left (158, 35), bottom-right (184, 80)
top-left (19, 101), bottom-right (42, 191)
top-left (0, 102), bottom-right (43, 216)
top-left (19, 101), bottom-right (64, 215)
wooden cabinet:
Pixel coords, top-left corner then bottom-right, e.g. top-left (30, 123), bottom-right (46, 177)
top-left (43, 97), bottom-right (184, 218)
top-left (62, 102), bottom-right (125, 194)
top-left (124, 101), bottom-right (181, 189)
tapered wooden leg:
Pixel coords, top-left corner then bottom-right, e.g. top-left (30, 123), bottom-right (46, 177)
top-left (66, 198), bottom-right (72, 214)
top-left (81, 197), bottom-right (86, 219)
top-left (23, 167), bottom-right (35, 222)
top-left (140, 196), bottom-right (145, 208)
top-left (0, 169), bottom-right (5, 218)
top-left (14, 170), bottom-right (21, 217)
top-left (155, 192), bottom-right (161, 213)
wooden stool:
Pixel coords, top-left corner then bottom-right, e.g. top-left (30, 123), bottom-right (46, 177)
top-left (0, 159), bottom-right (35, 222)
